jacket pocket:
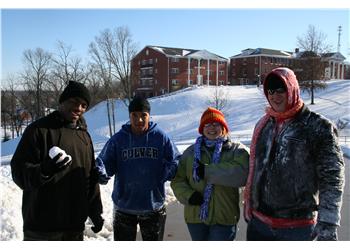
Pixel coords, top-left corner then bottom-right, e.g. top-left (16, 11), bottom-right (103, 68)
top-left (285, 136), bottom-right (306, 144)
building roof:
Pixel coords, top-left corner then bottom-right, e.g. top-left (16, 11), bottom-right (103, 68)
top-left (321, 52), bottom-right (346, 61)
top-left (230, 48), bottom-right (293, 58)
top-left (147, 45), bottom-right (227, 61)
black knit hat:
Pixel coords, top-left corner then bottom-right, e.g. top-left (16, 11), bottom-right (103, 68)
top-left (59, 80), bottom-right (91, 107)
top-left (128, 96), bottom-right (151, 113)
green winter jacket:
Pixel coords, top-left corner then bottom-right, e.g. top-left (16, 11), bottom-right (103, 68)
top-left (171, 138), bottom-right (249, 225)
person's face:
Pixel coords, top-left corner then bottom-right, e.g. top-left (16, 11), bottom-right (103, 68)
top-left (267, 88), bottom-right (288, 113)
top-left (203, 122), bottom-right (224, 140)
top-left (59, 97), bottom-right (88, 124)
top-left (130, 111), bottom-right (150, 135)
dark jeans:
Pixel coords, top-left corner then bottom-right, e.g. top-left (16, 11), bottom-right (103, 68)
top-left (113, 206), bottom-right (166, 241)
top-left (246, 216), bottom-right (315, 241)
top-left (187, 223), bottom-right (237, 241)
top-left (23, 230), bottom-right (84, 241)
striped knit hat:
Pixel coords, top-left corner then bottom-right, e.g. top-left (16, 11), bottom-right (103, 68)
top-left (198, 107), bottom-right (229, 135)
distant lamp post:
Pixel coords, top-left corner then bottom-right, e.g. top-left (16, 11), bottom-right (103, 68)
top-left (256, 74), bottom-right (261, 87)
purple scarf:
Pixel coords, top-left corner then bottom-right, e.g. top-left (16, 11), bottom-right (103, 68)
top-left (193, 136), bottom-right (224, 221)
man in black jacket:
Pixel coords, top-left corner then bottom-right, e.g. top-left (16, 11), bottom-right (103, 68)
top-left (11, 80), bottom-right (104, 240)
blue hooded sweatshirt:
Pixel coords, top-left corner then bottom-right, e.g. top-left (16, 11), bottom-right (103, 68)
top-left (96, 121), bottom-right (180, 215)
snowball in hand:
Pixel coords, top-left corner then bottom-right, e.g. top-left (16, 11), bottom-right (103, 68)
top-left (49, 146), bottom-right (71, 163)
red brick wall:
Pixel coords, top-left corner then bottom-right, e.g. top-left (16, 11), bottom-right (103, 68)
top-left (132, 47), bottom-right (228, 97)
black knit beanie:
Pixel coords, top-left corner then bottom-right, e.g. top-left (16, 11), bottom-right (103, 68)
top-left (128, 96), bottom-right (151, 113)
top-left (59, 80), bottom-right (91, 107)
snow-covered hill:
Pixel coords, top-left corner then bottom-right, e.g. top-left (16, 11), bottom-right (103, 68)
top-left (1, 80), bottom-right (349, 240)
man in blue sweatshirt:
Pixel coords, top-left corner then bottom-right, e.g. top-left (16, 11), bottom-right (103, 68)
top-left (96, 96), bottom-right (180, 241)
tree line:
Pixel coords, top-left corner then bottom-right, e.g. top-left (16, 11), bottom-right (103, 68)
top-left (1, 26), bottom-right (138, 141)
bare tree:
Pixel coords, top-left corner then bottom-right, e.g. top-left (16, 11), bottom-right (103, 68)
top-left (1, 75), bottom-right (30, 139)
top-left (296, 25), bottom-right (332, 104)
top-left (48, 41), bottom-right (87, 104)
top-left (21, 48), bottom-right (52, 120)
top-left (89, 26), bottom-right (138, 104)
top-left (206, 87), bottom-right (229, 114)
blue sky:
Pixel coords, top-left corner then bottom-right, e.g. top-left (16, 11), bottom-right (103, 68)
top-left (1, 8), bottom-right (349, 79)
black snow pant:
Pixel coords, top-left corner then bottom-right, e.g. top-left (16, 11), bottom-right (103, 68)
top-left (113, 206), bottom-right (167, 241)
top-left (23, 230), bottom-right (84, 241)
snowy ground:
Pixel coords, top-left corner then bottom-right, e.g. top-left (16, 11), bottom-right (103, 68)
top-left (1, 80), bottom-right (349, 241)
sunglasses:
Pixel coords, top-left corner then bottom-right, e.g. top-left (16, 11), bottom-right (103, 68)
top-left (204, 122), bottom-right (221, 128)
top-left (267, 88), bottom-right (286, 95)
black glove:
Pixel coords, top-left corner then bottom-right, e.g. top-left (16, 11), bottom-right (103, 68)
top-left (188, 191), bottom-right (204, 205)
top-left (312, 221), bottom-right (338, 241)
top-left (91, 215), bottom-right (104, 233)
top-left (196, 159), bottom-right (206, 180)
top-left (41, 153), bottom-right (72, 177)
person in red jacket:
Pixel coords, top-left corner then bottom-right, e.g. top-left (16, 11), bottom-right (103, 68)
top-left (11, 81), bottom-right (104, 240)
top-left (244, 67), bottom-right (345, 241)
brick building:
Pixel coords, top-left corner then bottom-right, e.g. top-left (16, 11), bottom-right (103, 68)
top-left (321, 52), bottom-right (347, 80)
top-left (229, 48), bottom-right (294, 86)
top-left (131, 46), bottom-right (228, 97)
top-left (229, 48), bottom-right (348, 86)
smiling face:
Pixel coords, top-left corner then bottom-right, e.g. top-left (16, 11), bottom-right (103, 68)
top-left (267, 90), bottom-right (288, 113)
top-left (203, 122), bottom-right (224, 140)
top-left (130, 111), bottom-right (150, 135)
top-left (59, 97), bottom-right (88, 124)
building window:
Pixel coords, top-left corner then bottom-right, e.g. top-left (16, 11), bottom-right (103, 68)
top-left (171, 57), bottom-right (179, 62)
top-left (146, 49), bottom-right (149, 56)
top-left (255, 57), bottom-right (258, 64)
top-left (155, 58), bottom-right (158, 63)
top-left (254, 68), bottom-right (259, 75)
top-left (148, 58), bottom-right (153, 64)
top-left (219, 70), bottom-right (224, 76)
top-left (171, 68), bottom-right (179, 74)
top-left (171, 79), bottom-right (178, 85)
top-left (155, 69), bottom-right (158, 74)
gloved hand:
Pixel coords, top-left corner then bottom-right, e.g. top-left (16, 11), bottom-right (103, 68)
top-left (312, 221), bottom-right (338, 241)
top-left (91, 215), bottom-right (104, 233)
top-left (99, 174), bottom-right (111, 185)
top-left (41, 153), bottom-right (72, 177)
top-left (196, 159), bottom-right (206, 180)
top-left (95, 158), bottom-right (111, 185)
top-left (188, 191), bottom-right (204, 205)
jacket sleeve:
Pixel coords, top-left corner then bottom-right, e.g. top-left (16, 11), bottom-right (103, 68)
top-left (96, 138), bottom-right (118, 177)
top-left (87, 135), bottom-right (103, 222)
top-left (314, 119), bottom-right (345, 226)
top-left (162, 136), bottom-right (181, 182)
top-left (10, 125), bottom-right (52, 190)
top-left (170, 147), bottom-right (196, 205)
top-left (205, 143), bottom-right (250, 187)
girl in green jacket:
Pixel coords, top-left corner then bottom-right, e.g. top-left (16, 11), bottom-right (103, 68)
top-left (171, 107), bottom-right (249, 240)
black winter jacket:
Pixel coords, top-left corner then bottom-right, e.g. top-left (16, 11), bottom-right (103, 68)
top-left (11, 111), bottom-right (103, 232)
top-left (251, 106), bottom-right (345, 225)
